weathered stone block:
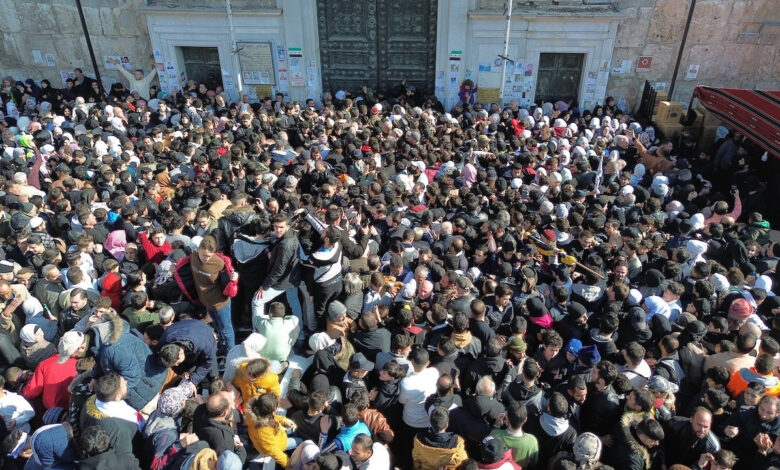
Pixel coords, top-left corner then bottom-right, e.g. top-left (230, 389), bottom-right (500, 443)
top-left (0, 8), bottom-right (22, 33)
top-left (647, 0), bottom-right (688, 43)
top-left (99, 7), bottom-right (118, 36)
top-left (639, 43), bottom-right (677, 75)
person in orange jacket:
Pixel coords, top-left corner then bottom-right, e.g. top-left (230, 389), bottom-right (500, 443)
top-left (727, 353), bottom-right (780, 398)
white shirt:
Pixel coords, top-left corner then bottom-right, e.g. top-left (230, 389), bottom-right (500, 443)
top-left (359, 442), bottom-right (391, 470)
top-left (621, 360), bottom-right (652, 389)
top-left (399, 367), bottom-right (439, 428)
top-left (0, 390), bottom-right (35, 433)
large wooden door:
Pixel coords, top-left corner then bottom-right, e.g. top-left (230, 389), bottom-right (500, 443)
top-left (535, 53), bottom-right (584, 105)
top-left (317, 0), bottom-right (437, 97)
top-left (180, 47), bottom-right (223, 90)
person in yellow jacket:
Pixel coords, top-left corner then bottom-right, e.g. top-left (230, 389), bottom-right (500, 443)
top-left (246, 393), bottom-right (299, 467)
top-left (412, 406), bottom-right (468, 470)
top-left (231, 358), bottom-right (281, 401)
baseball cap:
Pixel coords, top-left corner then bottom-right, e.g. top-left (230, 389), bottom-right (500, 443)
top-left (480, 437), bottom-right (506, 464)
top-left (349, 352), bottom-right (374, 371)
top-left (57, 330), bottom-right (84, 364)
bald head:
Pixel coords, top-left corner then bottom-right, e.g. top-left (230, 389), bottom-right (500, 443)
top-left (206, 393), bottom-right (230, 419)
top-left (739, 322), bottom-right (761, 340)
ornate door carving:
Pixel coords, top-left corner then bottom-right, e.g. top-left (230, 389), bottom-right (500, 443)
top-left (317, 0), bottom-right (437, 96)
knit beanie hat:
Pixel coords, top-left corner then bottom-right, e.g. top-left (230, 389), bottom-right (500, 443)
top-left (728, 298), bottom-right (753, 319)
top-left (157, 382), bottom-right (193, 417)
top-left (573, 432), bottom-right (602, 467)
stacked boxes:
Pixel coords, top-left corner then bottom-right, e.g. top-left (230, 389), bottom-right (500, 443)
top-left (654, 100), bottom-right (684, 139)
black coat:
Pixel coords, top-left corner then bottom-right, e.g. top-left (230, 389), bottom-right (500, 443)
top-left (192, 405), bottom-right (247, 463)
top-left (263, 229), bottom-right (301, 290)
top-left (663, 417), bottom-right (720, 467)
top-left (580, 384), bottom-right (621, 436)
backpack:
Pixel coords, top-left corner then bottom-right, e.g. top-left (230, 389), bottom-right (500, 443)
top-left (656, 357), bottom-right (685, 386)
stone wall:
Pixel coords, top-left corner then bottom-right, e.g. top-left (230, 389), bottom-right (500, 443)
top-left (609, 0), bottom-right (779, 112)
top-left (0, 0), bottom-right (153, 89)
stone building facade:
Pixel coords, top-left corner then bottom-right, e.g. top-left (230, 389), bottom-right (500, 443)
top-left (1, 0), bottom-right (777, 113)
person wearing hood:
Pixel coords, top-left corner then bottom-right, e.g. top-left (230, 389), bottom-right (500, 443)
top-left (642, 295), bottom-right (671, 323)
top-left (524, 391), bottom-right (577, 465)
top-left (557, 302), bottom-right (589, 345)
top-left (213, 191), bottom-right (259, 254)
top-left (683, 239), bottom-right (709, 279)
top-left (619, 306), bottom-right (653, 348)
top-left (502, 357), bottom-right (544, 415)
top-left (677, 320), bottom-right (708, 400)
top-left (144, 381), bottom-right (200, 469)
top-left (412, 405), bottom-right (468, 470)
top-left (590, 313), bottom-right (620, 362)
top-left (88, 310), bottom-right (170, 415)
top-left (743, 212), bottom-right (771, 246)
top-left (222, 332), bottom-right (266, 383)
top-left (18, 323), bottom-right (55, 370)
top-left (463, 338), bottom-right (510, 399)
top-left (609, 416), bottom-right (665, 470)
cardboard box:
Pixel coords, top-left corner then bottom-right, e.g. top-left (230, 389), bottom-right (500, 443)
top-left (656, 121), bottom-right (684, 140)
top-left (700, 123), bottom-right (722, 152)
top-left (681, 108), bottom-right (705, 133)
top-left (699, 106), bottom-right (721, 127)
top-left (653, 90), bottom-right (668, 109)
top-left (655, 101), bottom-right (683, 122)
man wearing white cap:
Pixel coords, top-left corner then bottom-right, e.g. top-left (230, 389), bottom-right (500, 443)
top-left (21, 330), bottom-right (81, 419)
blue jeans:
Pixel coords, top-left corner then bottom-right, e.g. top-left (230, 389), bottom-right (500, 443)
top-left (253, 286), bottom-right (306, 331)
top-left (285, 435), bottom-right (303, 451)
top-left (209, 299), bottom-right (235, 355)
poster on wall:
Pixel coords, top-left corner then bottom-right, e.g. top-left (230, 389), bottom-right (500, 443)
top-left (237, 42), bottom-right (275, 85)
top-left (637, 56), bottom-right (653, 70)
top-left (502, 60), bottom-right (515, 101)
top-left (288, 47), bottom-right (305, 87)
top-left (480, 88), bottom-right (500, 103)
top-left (447, 50), bottom-right (462, 108)
top-left (307, 60), bottom-right (318, 88)
top-left (685, 64), bottom-right (700, 80)
top-left (104, 56), bottom-right (121, 70)
top-left (435, 71), bottom-right (445, 96)
top-left (59, 70), bottom-right (75, 84)
top-left (45, 53), bottom-right (56, 67)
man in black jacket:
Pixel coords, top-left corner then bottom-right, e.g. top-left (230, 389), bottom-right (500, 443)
top-left (192, 392), bottom-right (247, 465)
top-left (663, 408), bottom-right (720, 467)
top-left (580, 360), bottom-right (621, 438)
top-left (252, 213), bottom-right (307, 329)
top-left (524, 392), bottom-right (577, 465)
top-left (723, 395), bottom-right (780, 470)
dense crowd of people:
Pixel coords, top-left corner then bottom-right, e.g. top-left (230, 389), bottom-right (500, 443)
top-left (0, 63), bottom-right (777, 470)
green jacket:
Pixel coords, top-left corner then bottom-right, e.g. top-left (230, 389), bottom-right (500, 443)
top-left (490, 428), bottom-right (539, 469)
